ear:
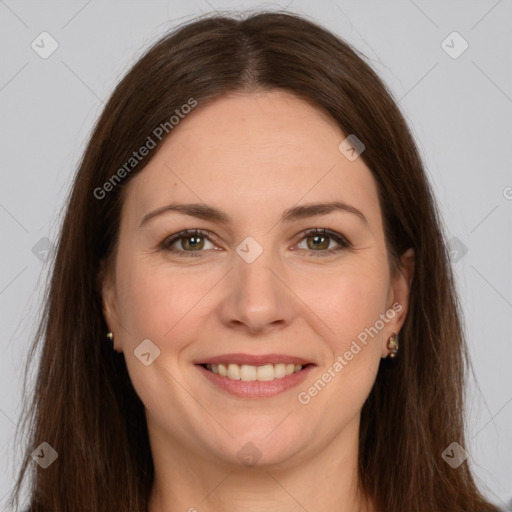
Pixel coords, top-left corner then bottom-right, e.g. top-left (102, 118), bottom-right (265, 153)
top-left (381, 248), bottom-right (415, 358)
top-left (98, 258), bottom-right (119, 335)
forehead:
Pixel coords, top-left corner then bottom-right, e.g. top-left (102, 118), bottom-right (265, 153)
top-left (121, 90), bottom-right (381, 229)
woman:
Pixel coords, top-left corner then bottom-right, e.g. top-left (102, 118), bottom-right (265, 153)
top-left (9, 10), bottom-right (504, 512)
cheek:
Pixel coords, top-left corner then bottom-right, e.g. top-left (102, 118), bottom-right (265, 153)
top-left (115, 253), bottom-right (235, 361)
top-left (294, 258), bottom-right (389, 350)
top-left (294, 264), bottom-right (388, 415)
top-left (114, 254), bottom-right (199, 343)
top-left (113, 256), bottom-right (206, 413)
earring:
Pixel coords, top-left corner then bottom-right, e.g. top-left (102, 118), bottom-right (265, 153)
top-left (387, 332), bottom-right (399, 358)
top-left (106, 331), bottom-right (122, 353)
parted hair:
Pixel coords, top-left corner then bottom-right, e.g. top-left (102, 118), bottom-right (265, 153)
top-left (10, 10), bottom-right (499, 512)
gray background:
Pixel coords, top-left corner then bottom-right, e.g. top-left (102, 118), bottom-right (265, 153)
top-left (1, 0), bottom-right (511, 509)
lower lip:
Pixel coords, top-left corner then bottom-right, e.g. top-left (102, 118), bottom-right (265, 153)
top-left (196, 364), bottom-right (316, 398)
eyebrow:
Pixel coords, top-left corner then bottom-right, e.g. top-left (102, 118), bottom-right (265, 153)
top-left (138, 200), bottom-right (369, 228)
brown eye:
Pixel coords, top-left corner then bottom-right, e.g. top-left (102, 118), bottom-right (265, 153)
top-left (296, 228), bottom-right (350, 256)
top-left (180, 234), bottom-right (205, 251)
top-left (305, 233), bottom-right (330, 250)
top-left (160, 229), bottom-right (215, 256)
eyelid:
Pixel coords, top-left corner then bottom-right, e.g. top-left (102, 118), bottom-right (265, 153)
top-left (159, 227), bottom-right (351, 257)
top-left (295, 227), bottom-right (351, 249)
top-left (159, 229), bottom-right (216, 254)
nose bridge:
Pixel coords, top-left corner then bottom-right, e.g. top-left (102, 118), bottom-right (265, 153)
top-left (219, 234), bottom-right (294, 333)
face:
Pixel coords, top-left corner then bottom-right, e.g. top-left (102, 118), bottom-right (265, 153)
top-left (101, 90), bottom-right (413, 470)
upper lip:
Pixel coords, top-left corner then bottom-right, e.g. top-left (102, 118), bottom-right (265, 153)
top-left (195, 353), bottom-right (315, 366)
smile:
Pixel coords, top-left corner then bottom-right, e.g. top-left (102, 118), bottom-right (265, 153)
top-left (202, 362), bottom-right (305, 381)
top-left (196, 360), bottom-right (315, 398)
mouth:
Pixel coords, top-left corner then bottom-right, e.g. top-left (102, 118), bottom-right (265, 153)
top-left (199, 362), bottom-right (311, 381)
top-left (194, 356), bottom-right (316, 398)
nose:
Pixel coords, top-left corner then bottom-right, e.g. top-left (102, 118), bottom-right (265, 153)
top-left (217, 244), bottom-right (297, 336)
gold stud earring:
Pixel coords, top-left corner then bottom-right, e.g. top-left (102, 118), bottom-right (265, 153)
top-left (106, 331), bottom-right (121, 353)
top-left (387, 332), bottom-right (399, 358)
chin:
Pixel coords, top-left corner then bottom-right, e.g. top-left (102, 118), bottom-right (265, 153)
top-left (203, 430), bottom-right (307, 470)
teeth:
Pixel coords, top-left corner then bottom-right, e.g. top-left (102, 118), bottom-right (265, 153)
top-left (205, 362), bottom-right (304, 381)
top-left (257, 364), bottom-right (274, 381)
top-left (240, 364), bottom-right (257, 381)
top-left (227, 363), bottom-right (240, 380)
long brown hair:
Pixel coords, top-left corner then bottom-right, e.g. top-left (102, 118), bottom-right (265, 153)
top-left (9, 10), bottom-right (500, 512)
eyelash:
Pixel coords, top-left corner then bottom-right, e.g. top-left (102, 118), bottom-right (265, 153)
top-left (158, 228), bottom-right (351, 258)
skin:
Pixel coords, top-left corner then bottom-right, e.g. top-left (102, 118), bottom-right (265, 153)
top-left (101, 90), bottom-right (414, 512)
